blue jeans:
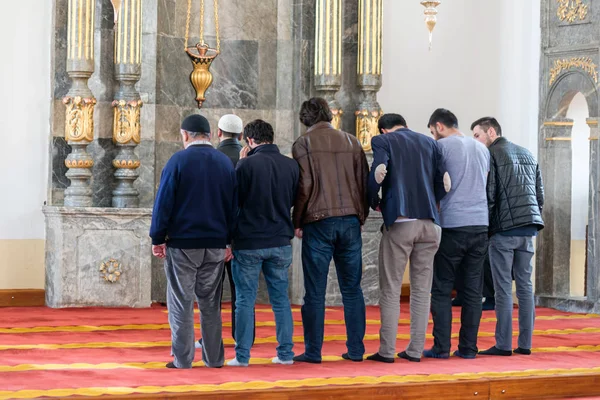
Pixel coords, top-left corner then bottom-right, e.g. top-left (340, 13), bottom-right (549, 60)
top-left (232, 246), bottom-right (294, 363)
top-left (301, 216), bottom-right (366, 361)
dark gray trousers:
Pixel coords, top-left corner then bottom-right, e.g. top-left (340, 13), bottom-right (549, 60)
top-left (165, 247), bottom-right (225, 368)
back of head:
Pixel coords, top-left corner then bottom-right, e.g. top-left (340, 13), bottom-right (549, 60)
top-left (181, 114), bottom-right (211, 139)
top-left (428, 108), bottom-right (458, 129)
top-left (378, 113), bottom-right (407, 132)
top-left (218, 114), bottom-right (243, 138)
top-left (244, 119), bottom-right (275, 144)
top-left (299, 97), bottom-right (333, 128)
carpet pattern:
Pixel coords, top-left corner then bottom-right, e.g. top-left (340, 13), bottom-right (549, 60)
top-left (0, 304), bottom-right (599, 399)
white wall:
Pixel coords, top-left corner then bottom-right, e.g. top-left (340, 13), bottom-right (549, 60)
top-left (0, 0), bottom-right (51, 240)
top-left (380, 0), bottom-right (541, 153)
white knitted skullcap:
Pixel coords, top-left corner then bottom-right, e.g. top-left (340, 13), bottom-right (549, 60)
top-left (218, 114), bottom-right (243, 134)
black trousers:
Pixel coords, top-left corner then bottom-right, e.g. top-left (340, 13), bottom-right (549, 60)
top-left (454, 249), bottom-right (495, 299)
top-left (223, 261), bottom-right (255, 343)
top-left (431, 227), bottom-right (488, 356)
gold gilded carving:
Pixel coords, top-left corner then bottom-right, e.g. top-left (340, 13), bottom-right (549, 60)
top-left (65, 159), bottom-right (94, 168)
top-left (64, 96), bottom-right (96, 142)
top-left (112, 159), bottom-right (141, 169)
top-left (100, 259), bottom-right (122, 283)
top-left (549, 57), bottom-right (598, 86)
top-left (331, 108), bottom-right (343, 130)
top-left (557, 0), bottom-right (588, 23)
top-left (112, 99), bottom-right (142, 144)
top-left (356, 109), bottom-right (383, 152)
top-left (545, 137), bottom-right (572, 141)
top-left (543, 121), bottom-right (574, 126)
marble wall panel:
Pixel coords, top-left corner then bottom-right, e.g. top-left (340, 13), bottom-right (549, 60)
top-left (51, 137), bottom-right (71, 200)
top-left (44, 207), bottom-right (152, 308)
top-left (135, 139), bottom-right (156, 208)
top-left (88, 139), bottom-right (118, 208)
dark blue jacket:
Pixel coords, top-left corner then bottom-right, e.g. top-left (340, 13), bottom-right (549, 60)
top-left (150, 144), bottom-right (237, 249)
top-left (368, 128), bottom-right (446, 228)
top-left (233, 144), bottom-right (299, 250)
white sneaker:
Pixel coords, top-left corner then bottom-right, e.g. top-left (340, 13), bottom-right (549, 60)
top-left (227, 358), bottom-right (249, 367)
top-left (195, 339), bottom-right (203, 350)
top-left (272, 357), bottom-right (294, 365)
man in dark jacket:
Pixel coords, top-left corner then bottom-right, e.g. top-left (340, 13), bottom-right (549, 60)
top-left (150, 114), bottom-right (237, 369)
top-left (472, 117), bottom-right (544, 357)
top-left (366, 113), bottom-right (445, 364)
top-left (292, 97), bottom-right (370, 364)
top-left (227, 119), bottom-right (299, 367)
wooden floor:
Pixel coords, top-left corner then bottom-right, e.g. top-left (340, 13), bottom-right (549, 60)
top-left (98, 374), bottom-right (600, 400)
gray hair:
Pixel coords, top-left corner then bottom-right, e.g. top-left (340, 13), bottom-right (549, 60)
top-left (182, 130), bottom-right (210, 140)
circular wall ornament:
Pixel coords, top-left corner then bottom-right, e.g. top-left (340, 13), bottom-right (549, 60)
top-left (100, 259), bottom-right (122, 283)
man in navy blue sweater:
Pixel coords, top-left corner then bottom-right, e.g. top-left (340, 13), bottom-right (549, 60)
top-left (150, 114), bottom-right (237, 369)
top-left (227, 119), bottom-right (299, 367)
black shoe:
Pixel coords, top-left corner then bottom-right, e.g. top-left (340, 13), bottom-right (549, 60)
top-left (514, 347), bottom-right (531, 355)
top-left (166, 362), bottom-right (178, 369)
top-left (366, 353), bottom-right (395, 363)
top-left (293, 353), bottom-right (321, 364)
top-left (398, 351), bottom-right (420, 362)
top-left (342, 353), bottom-right (363, 362)
top-left (479, 346), bottom-right (512, 356)
top-left (454, 350), bottom-right (476, 359)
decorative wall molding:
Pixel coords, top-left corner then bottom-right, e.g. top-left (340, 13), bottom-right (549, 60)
top-left (549, 57), bottom-right (598, 86)
top-left (557, 0), bottom-right (589, 24)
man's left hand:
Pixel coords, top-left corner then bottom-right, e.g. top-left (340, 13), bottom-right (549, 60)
top-left (152, 244), bottom-right (167, 259)
top-left (225, 248), bottom-right (234, 262)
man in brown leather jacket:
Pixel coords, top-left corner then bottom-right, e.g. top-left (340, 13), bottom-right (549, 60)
top-left (291, 97), bottom-right (370, 364)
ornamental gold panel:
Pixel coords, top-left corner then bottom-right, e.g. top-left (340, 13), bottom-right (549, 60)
top-left (557, 0), bottom-right (588, 23)
top-left (549, 57), bottom-right (598, 86)
top-left (100, 259), bottom-right (122, 283)
top-left (356, 109), bottom-right (384, 152)
top-left (113, 99), bottom-right (143, 144)
top-left (64, 96), bottom-right (96, 142)
top-left (331, 109), bottom-right (343, 130)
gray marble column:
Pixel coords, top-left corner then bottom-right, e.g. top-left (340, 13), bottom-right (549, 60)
top-left (587, 118), bottom-right (599, 302)
top-left (356, 0), bottom-right (383, 152)
top-left (535, 120), bottom-right (573, 298)
top-left (111, 0), bottom-right (143, 208)
top-left (63, 0), bottom-right (97, 207)
top-left (314, 0), bottom-right (343, 129)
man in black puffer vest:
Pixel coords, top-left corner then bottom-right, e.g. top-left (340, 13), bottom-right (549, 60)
top-left (471, 117), bottom-right (544, 358)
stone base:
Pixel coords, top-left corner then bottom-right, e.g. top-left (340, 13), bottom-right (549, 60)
top-left (43, 206), bottom-right (152, 308)
top-left (536, 295), bottom-right (600, 314)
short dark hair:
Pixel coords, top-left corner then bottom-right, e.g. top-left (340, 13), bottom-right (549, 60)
top-left (378, 113), bottom-right (407, 132)
top-left (299, 97), bottom-right (333, 127)
top-left (428, 108), bottom-right (458, 129)
top-left (471, 117), bottom-right (503, 137)
top-left (243, 119), bottom-right (274, 144)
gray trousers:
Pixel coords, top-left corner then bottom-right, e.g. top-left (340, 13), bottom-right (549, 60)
top-left (489, 235), bottom-right (535, 351)
top-left (165, 247), bottom-right (226, 368)
top-left (378, 220), bottom-right (441, 359)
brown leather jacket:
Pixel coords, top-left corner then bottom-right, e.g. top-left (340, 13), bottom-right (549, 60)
top-left (292, 122), bottom-right (370, 228)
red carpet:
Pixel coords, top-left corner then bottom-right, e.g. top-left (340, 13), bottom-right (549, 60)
top-left (0, 303), bottom-right (599, 399)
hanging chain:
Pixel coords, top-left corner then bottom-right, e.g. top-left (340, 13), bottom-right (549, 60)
top-left (214, 0), bottom-right (220, 52)
top-left (199, 0), bottom-right (205, 45)
top-left (184, 0), bottom-right (192, 50)
top-left (184, 0), bottom-right (219, 51)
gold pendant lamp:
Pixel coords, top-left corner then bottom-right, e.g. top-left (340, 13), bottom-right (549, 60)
top-left (421, 1), bottom-right (441, 51)
top-left (184, 0), bottom-right (220, 108)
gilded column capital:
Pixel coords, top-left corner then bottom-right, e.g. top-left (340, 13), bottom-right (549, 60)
top-left (314, 0), bottom-right (343, 130)
top-left (356, 0), bottom-right (383, 152)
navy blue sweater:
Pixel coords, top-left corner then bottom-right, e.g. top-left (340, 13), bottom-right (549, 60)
top-left (150, 144), bottom-right (237, 249)
top-left (234, 144), bottom-right (299, 250)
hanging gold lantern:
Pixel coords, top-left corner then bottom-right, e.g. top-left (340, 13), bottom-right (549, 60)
top-left (421, 1), bottom-right (441, 51)
top-left (184, 0), bottom-right (220, 108)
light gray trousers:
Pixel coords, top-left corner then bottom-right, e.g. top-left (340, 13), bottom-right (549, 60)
top-left (378, 220), bottom-right (441, 359)
top-left (489, 235), bottom-right (535, 351)
top-left (165, 247), bottom-right (225, 368)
